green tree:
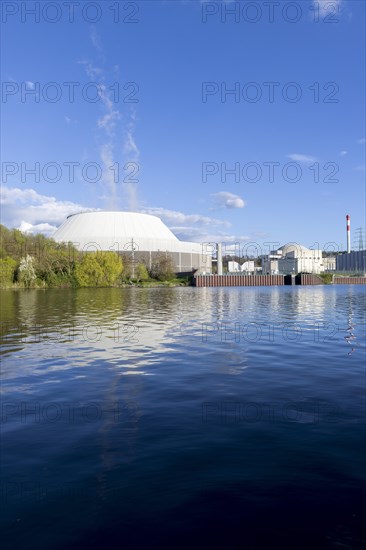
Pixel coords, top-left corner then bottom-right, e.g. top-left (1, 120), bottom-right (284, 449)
top-left (0, 257), bottom-right (17, 286)
top-left (121, 254), bottom-right (134, 281)
top-left (75, 251), bottom-right (123, 287)
top-left (0, 224), bottom-right (81, 288)
top-left (36, 243), bottom-right (77, 281)
top-left (136, 263), bottom-right (149, 282)
top-left (149, 252), bottom-right (175, 281)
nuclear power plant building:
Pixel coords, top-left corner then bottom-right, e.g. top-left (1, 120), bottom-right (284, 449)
top-left (262, 243), bottom-right (324, 274)
top-left (52, 211), bottom-right (212, 275)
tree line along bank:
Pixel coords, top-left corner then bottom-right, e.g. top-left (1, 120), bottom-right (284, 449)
top-left (0, 225), bottom-right (184, 289)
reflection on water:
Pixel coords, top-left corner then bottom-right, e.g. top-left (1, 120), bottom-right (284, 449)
top-left (343, 293), bottom-right (357, 355)
top-left (345, 322), bottom-right (356, 355)
top-left (2, 286), bottom-right (364, 361)
top-left (1, 286), bottom-right (365, 549)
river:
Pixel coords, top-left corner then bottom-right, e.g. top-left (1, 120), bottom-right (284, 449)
top-left (1, 286), bottom-right (365, 548)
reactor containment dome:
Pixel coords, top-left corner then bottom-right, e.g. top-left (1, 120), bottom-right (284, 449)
top-left (52, 211), bottom-right (212, 275)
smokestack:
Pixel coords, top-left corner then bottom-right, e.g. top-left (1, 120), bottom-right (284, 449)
top-left (346, 214), bottom-right (351, 253)
top-left (217, 243), bottom-right (223, 275)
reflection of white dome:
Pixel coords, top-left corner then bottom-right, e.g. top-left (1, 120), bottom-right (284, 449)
top-left (52, 211), bottom-right (211, 273)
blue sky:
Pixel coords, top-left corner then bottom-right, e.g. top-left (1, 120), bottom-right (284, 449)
top-left (1, 0), bottom-right (365, 253)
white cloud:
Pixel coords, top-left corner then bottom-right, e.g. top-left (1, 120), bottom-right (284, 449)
top-left (355, 165), bottom-right (365, 172)
top-left (1, 186), bottom-right (97, 234)
top-left (80, 60), bottom-right (121, 209)
top-left (139, 206), bottom-right (261, 244)
top-left (100, 143), bottom-right (119, 209)
top-left (141, 206), bottom-right (230, 227)
top-left (339, 150), bottom-right (348, 156)
top-left (18, 221), bottom-right (58, 236)
top-left (312, 0), bottom-right (342, 18)
top-left (287, 153), bottom-right (317, 164)
top-left (123, 108), bottom-right (140, 211)
top-left (25, 80), bottom-right (35, 89)
top-left (78, 60), bottom-right (103, 80)
top-left (90, 26), bottom-right (102, 52)
top-left (211, 191), bottom-right (245, 209)
top-left (2, 187), bottom-right (255, 244)
top-left (80, 43), bottom-right (140, 211)
top-left (138, 206), bottom-right (252, 244)
top-left (97, 109), bottom-right (121, 133)
top-left (124, 126), bottom-right (140, 159)
top-left (357, 138), bottom-right (366, 144)
top-left (172, 227), bottom-right (250, 245)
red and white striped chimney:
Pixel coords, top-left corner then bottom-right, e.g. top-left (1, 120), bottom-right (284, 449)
top-left (346, 214), bottom-right (351, 253)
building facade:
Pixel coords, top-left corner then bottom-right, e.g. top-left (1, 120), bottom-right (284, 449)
top-left (262, 243), bottom-right (325, 274)
top-left (227, 260), bottom-right (255, 273)
top-left (336, 251), bottom-right (366, 273)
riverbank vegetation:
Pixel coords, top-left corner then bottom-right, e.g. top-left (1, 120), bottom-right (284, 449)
top-left (317, 273), bottom-right (333, 284)
top-left (0, 225), bottom-right (190, 289)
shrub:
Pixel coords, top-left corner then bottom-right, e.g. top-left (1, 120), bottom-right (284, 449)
top-left (0, 257), bottom-right (17, 286)
top-left (149, 252), bottom-right (175, 281)
top-left (74, 251), bottom-right (123, 287)
top-left (318, 273), bottom-right (333, 284)
top-left (135, 263), bottom-right (149, 282)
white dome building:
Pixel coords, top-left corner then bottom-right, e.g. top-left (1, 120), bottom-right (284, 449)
top-left (52, 211), bottom-right (212, 275)
top-left (262, 242), bottom-right (324, 275)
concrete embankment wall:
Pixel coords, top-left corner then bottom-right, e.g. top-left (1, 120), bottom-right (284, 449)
top-left (296, 274), bottom-right (324, 285)
top-left (194, 275), bottom-right (285, 287)
top-left (333, 277), bottom-right (366, 284)
top-left (193, 275), bottom-right (366, 287)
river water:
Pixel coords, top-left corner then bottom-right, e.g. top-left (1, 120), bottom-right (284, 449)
top-left (1, 286), bottom-right (365, 549)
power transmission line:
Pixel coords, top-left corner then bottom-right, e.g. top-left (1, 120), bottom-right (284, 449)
top-left (353, 228), bottom-right (365, 251)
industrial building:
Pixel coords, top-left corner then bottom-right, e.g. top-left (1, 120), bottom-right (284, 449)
top-left (322, 257), bottom-right (336, 271)
top-left (335, 215), bottom-right (366, 273)
top-left (52, 211), bottom-right (212, 275)
top-left (227, 260), bottom-right (256, 273)
top-left (336, 251), bottom-right (366, 273)
top-left (261, 251), bottom-right (282, 275)
top-left (262, 243), bottom-right (325, 274)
